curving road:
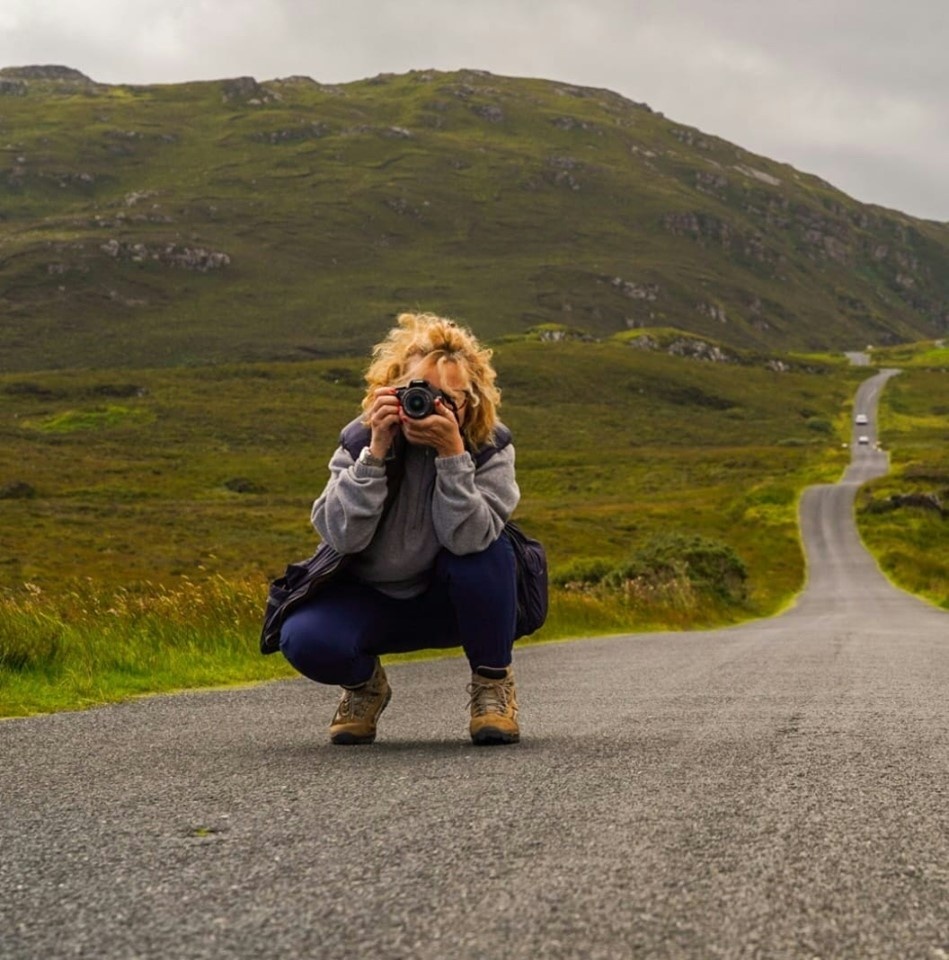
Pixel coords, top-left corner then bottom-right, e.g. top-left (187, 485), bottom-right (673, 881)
top-left (2, 371), bottom-right (947, 959)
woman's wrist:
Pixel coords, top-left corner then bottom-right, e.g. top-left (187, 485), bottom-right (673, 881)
top-left (368, 438), bottom-right (389, 461)
top-left (436, 442), bottom-right (466, 459)
top-left (358, 446), bottom-right (386, 468)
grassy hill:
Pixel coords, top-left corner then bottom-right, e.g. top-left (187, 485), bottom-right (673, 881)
top-left (1, 65), bottom-right (947, 372)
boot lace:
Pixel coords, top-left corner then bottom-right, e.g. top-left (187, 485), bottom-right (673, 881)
top-left (335, 683), bottom-right (376, 721)
top-left (467, 675), bottom-right (513, 717)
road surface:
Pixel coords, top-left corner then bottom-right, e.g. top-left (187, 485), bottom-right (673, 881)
top-left (2, 370), bottom-right (947, 959)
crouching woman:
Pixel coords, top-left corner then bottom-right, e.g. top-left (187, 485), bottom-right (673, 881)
top-left (279, 312), bottom-right (522, 746)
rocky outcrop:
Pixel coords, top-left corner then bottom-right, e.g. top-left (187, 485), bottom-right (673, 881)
top-left (0, 65), bottom-right (92, 82)
top-left (550, 116), bottom-right (595, 132)
top-left (384, 196), bottom-right (426, 218)
top-left (471, 104), bottom-right (504, 122)
top-left (696, 301), bottom-right (728, 323)
top-left (665, 337), bottom-right (732, 362)
top-left (221, 77), bottom-right (279, 104)
top-left (626, 334), bottom-right (733, 362)
top-left (343, 124), bottom-right (412, 139)
top-left (250, 123), bottom-right (330, 144)
top-left (695, 171), bottom-right (729, 195)
top-left (671, 127), bottom-right (712, 150)
top-left (662, 211), bottom-right (779, 266)
top-left (269, 75), bottom-right (321, 87)
top-left (610, 278), bottom-right (659, 301)
top-left (100, 240), bottom-right (230, 271)
top-left (534, 327), bottom-right (594, 343)
top-left (123, 190), bottom-right (156, 207)
top-left (733, 164), bottom-right (781, 187)
top-left (547, 156), bottom-right (582, 190)
top-left (623, 332), bottom-right (817, 372)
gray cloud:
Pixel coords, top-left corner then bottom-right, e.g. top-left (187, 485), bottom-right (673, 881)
top-left (1, 0), bottom-right (946, 219)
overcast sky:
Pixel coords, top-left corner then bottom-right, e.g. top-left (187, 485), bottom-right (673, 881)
top-left (2, 0), bottom-right (947, 222)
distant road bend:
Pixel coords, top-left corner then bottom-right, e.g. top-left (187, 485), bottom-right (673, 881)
top-left (2, 369), bottom-right (948, 960)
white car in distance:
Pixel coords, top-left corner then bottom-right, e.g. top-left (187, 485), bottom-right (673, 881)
top-left (855, 414), bottom-right (869, 425)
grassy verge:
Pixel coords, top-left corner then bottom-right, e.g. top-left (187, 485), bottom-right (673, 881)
top-left (0, 578), bottom-right (291, 717)
top-left (0, 570), bottom-right (777, 718)
top-left (868, 340), bottom-right (949, 369)
top-left (855, 367), bottom-right (949, 609)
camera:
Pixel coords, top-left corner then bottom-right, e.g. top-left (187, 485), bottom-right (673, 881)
top-left (394, 379), bottom-right (456, 419)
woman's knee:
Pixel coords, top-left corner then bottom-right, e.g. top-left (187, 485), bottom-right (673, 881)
top-left (279, 606), bottom-right (356, 684)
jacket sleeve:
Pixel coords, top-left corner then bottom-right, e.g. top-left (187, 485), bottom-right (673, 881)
top-left (431, 444), bottom-right (520, 554)
top-left (310, 445), bottom-right (388, 554)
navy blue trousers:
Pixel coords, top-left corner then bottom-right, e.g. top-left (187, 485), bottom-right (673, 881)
top-left (279, 533), bottom-right (517, 687)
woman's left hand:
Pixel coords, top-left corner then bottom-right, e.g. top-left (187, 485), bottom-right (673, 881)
top-left (400, 398), bottom-right (465, 458)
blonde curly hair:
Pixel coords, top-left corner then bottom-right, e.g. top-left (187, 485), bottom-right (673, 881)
top-left (362, 312), bottom-right (501, 449)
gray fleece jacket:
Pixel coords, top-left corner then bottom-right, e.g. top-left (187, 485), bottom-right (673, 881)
top-left (311, 428), bottom-right (520, 599)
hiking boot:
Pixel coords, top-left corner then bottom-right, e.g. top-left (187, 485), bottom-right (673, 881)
top-left (468, 666), bottom-right (519, 745)
top-left (329, 659), bottom-right (391, 745)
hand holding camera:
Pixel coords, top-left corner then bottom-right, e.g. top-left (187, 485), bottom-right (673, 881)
top-left (396, 379), bottom-right (465, 458)
top-left (366, 379), bottom-right (464, 460)
top-left (394, 379), bottom-right (458, 419)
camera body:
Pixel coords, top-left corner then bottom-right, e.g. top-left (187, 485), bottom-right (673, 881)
top-left (394, 379), bottom-right (456, 419)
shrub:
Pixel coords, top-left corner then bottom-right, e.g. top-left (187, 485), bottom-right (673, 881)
top-left (551, 556), bottom-right (614, 587)
top-left (604, 533), bottom-right (748, 602)
top-left (805, 417), bottom-right (833, 434)
top-left (223, 477), bottom-right (266, 493)
top-left (0, 481), bottom-right (36, 499)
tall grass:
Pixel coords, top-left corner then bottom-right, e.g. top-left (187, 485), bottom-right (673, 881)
top-left (0, 570), bottom-right (759, 717)
top-left (0, 577), bottom-right (294, 716)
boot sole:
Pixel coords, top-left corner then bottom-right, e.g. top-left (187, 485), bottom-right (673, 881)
top-left (471, 726), bottom-right (520, 746)
top-left (330, 731), bottom-right (377, 745)
top-left (330, 688), bottom-right (391, 745)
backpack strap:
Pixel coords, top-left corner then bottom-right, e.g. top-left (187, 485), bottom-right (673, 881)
top-left (474, 424), bottom-right (512, 466)
top-left (339, 419), bottom-right (372, 460)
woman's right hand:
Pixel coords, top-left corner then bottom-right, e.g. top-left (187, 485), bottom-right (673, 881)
top-left (367, 388), bottom-right (401, 460)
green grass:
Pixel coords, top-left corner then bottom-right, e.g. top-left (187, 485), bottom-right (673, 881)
top-left (0, 339), bottom-right (869, 715)
top-left (22, 404), bottom-right (155, 432)
top-left (855, 368), bottom-right (949, 609)
top-left (867, 340), bottom-right (949, 369)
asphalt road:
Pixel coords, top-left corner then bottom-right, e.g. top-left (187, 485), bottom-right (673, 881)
top-left (2, 370), bottom-right (947, 960)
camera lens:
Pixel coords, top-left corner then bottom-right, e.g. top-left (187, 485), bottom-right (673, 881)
top-left (401, 386), bottom-right (434, 419)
